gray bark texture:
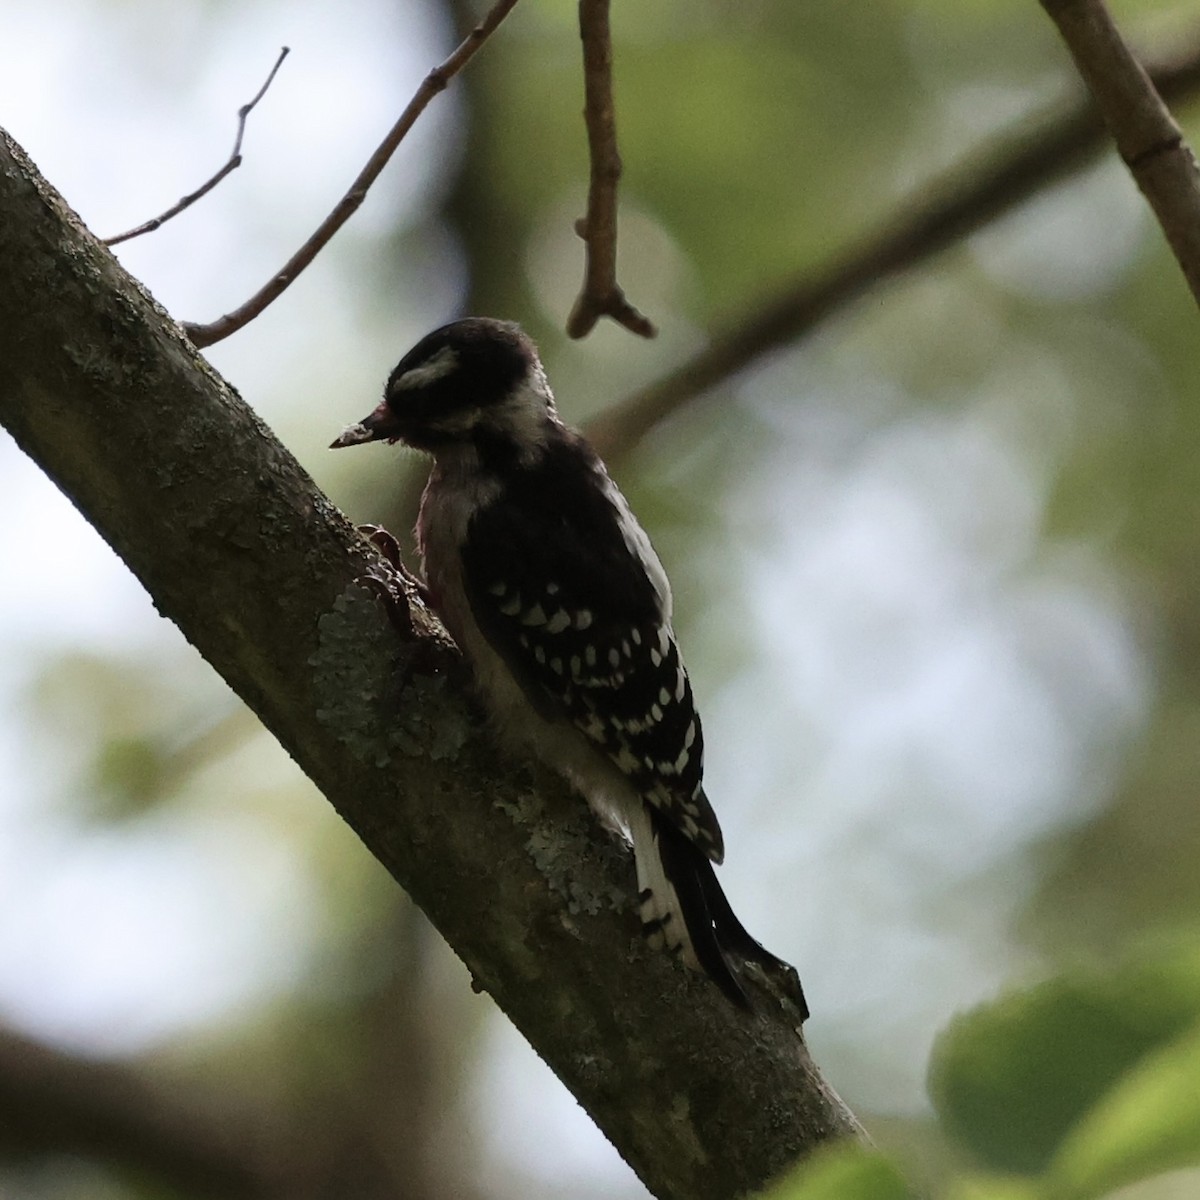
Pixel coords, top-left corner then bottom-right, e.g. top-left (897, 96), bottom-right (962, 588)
top-left (0, 128), bottom-right (863, 1200)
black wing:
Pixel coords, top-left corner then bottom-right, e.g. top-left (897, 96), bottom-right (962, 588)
top-left (460, 435), bottom-right (723, 861)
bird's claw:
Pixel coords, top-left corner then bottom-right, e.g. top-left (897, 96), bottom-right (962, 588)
top-left (354, 524), bottom-right (427, 637)
top-left (357, 525), bottom-right (431, 602)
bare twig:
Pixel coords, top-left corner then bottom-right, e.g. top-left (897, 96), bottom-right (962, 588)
top-left (584, 36), bottom-right (1200, 461)
top-left (566, 0), bottom-right (655, 340)
top-left (1040, 0), bottom-right (1200, 308)
top-left (183, 0), bottom-right (521, 349)
top-left (104, 48), bottom-right (289, 248)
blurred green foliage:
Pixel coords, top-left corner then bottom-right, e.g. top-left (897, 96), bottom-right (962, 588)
top-left (761, 1144), bottom-right (917, 1200)
top-left (930, 945), bottom-right (1200, 1173)
top-left (768, 945), bottom-right (1200, 1198)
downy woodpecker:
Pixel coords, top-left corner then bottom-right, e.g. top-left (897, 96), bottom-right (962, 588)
top-left (332, 318), bottom-right (805, 1013)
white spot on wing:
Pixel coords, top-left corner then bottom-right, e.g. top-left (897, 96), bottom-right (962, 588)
top-left (616, 747), bottom-right (639, 772)
top-left (578, 712), bottom-right (606, 740)
top-left (546, 610), bottom-right (571, 634)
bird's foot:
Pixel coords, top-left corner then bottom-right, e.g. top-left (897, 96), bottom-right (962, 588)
top-left (355, 524), bottom-right (429, 638)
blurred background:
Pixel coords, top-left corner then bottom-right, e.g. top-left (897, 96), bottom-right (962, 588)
top-left (2, 0), bottom-right (1200, 1196)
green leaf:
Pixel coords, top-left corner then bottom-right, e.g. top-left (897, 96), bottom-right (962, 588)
top-left (757, 1145), bottom-right (915, 1200)
top-left (1046, 1019), bottom-right (1200, 1199)
top-left (944, 1176), bottom-right (1041, 1200)
top-left (929, 943), bottom-right (1200, 1173)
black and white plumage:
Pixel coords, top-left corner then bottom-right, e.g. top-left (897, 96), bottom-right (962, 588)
top-left (332, 317), bottom-right (805, 1013)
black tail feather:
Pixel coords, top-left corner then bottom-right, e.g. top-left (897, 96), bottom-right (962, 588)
top-left (651, 810), bottom-right (749, 1006)
top-left (649, 808), bottom-right (809, 1018)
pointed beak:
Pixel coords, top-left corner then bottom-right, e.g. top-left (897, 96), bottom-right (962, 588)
top-left (329, 398), bottom-right (401, 449)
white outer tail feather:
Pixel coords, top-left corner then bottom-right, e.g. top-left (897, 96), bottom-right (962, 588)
top-left (627, 803), bottom-right (700, 970)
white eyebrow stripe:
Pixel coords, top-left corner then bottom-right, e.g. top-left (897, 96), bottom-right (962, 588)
top-left (390, 345), bottom-right (459, 390)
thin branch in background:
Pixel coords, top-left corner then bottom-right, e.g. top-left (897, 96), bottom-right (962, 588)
top-left (183, 0), bottom-right (522, 349)
top-left (0, 920), bottom-right (473, 1200)
top-left (0, 1024), bottom-right (282, 1198)
top-left (103, 47), bottom-right (289, 248)
top-left (1041, 0), bottom-right (1200, 309)
top-left (584, 35), bottom-right (1200, 461)
top-left (566, 0), bottom-right (656, 340)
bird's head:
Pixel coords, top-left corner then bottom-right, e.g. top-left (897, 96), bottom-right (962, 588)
top-left (331, 318), bottom-right (556, 461)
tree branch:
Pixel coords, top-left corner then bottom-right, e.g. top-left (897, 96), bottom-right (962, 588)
top-left (182, 0), bottom-right (521, 349)
top-left (0, 1025), bottom-right (280, 1197)
top-left (0, 915), bottom-right (482, 1200)
top-left (566, 0), bottom-right (655, 339)
top-left (0, 129), bottom-right (861, 1200)
top-left (103, 47), bottom-right (290, 248)
top-left (1040, 0), bottom-right (1200, 308)
top-left (584, 35), bottom-right (1200, 461)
